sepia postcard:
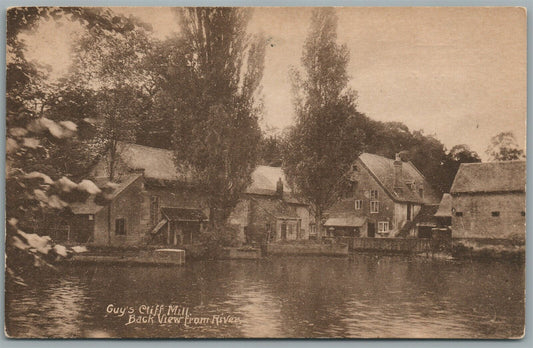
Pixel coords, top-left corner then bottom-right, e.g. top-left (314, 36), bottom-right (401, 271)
top-left (4, 6), bottom-right (526, 339)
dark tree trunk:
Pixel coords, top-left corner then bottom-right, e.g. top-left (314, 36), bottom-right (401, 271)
top-left (315, 207), bottom-right (323, 239)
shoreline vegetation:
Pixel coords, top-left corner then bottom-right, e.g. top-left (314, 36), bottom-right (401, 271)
top-left (62, 238), bottom-right (525, 263)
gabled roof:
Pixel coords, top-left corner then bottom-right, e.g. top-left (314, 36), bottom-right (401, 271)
top-left (245, 165), bottom-right (306, 205)
top-left (112, 143), bottom-right (306, 204)
top-left (450, 161), bottom-right (526, 194)
top-left (358, 153), bottom-right (439, 204)
top-left (69, 174), bottom-right (143, 214)
top-left (115, 142), bottom-right (193, 182)
top-left (434, 193), bottom-right (452, 217)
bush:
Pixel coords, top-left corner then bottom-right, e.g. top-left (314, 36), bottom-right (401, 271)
top-left (197, 225), bottom-right (241, 259)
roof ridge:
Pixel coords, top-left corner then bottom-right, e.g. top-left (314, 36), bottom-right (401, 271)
top-left (361, 152), bottom-right (391, 159)
top-left (118, 141), bottom-right (174, 155)
top-left (451, 160), bottom-right (525, 193)
top-left (460, 160), bottom-right (526, 166)
top-left (256, 164), bottom-right (282, 169)
top-left (406, 160), bottom-right (427, 180)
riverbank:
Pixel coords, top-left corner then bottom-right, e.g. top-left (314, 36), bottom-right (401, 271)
top-left (55, 236), bottom-right (525, 265)
top-left (5, 254), bottom-right (525, 338)
top-left (64, 248), bottom-right (185, 266)
top-left (451, 240), bottom-right (525, 262)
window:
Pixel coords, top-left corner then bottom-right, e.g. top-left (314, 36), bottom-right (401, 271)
top-left (370, 201), bottom-right (379, 213)
top-left (419, 188), bottom-right (424, 198)
top-left (352, 164), bottom-right (359, 172)
top-left (88, 214), bottom-right (94, 221)
top-left (266, 223), bottom-right (275, 241)
top-left (115, 218), bottom-right (126, 235)
top-left (491, 211), bottom-right (500, 217)
top-left (310, 224), bottom-right (317, 236)
top-left (455, 211), bottom-right (463, 217)
top-left (521, 211), bottom-right (526, 217)
top-left (344, 182), bottom-right (355, 199)
top-left (288, 223), bottom-right (294, 235)
top-left (355, 200), bottom-right (362, 210)
top-left (370, 190), bottom-right (379, 200)
top-left (378, 221), bottom-right (389, 233)
top-left (150, 196), bottom-right (160, 225)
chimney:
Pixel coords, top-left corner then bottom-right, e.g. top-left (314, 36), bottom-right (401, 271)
top-left (394, 153), bottom-right (403, 189)
top-left (276, 177), bottom-right (284, 198)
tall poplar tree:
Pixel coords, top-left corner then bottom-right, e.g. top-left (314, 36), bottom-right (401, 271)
top-left (172, 8), bottom-right (266, 228)
top-left (283, 8), bottom-right (364, 236)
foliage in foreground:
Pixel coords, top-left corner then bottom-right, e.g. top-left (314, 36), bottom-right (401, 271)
top-left (5, 7), bottom-right (147, 283)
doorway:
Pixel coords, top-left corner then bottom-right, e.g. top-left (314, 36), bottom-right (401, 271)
top-left (367, 222), bottom-right (376, 238)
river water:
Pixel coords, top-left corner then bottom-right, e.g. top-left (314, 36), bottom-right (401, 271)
top-left (5, 254), bottom-right (525, 338)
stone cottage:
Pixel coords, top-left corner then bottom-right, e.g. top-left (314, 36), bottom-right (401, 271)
top-left (229, 165), bottom-right (312, 243)
top-left (72, 143), bottom-right (209, 246)
top-left (325, 153), bottom-right (440, 238)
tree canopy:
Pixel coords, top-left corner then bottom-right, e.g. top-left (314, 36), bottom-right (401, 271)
top-left (486, 131), bottom-right (525, 161)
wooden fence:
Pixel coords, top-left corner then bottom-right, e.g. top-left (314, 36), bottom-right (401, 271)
top-left (346, 237), bottom-right (432, 254)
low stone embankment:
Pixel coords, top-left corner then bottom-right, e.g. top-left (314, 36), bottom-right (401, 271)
top-left (266, 240), bottom-right (349, 257)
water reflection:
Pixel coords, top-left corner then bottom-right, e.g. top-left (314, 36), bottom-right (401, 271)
top-left (5, 254), bottom-right (525, 338)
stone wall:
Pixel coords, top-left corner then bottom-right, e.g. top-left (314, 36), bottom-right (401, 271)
top-left (451, 192), bottom-right (525, 239)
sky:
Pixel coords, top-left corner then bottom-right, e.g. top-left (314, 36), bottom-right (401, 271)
top-left (20, 7), bottom-right (526, 159)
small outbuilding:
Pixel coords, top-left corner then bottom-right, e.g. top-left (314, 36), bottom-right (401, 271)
top-left (449, 161), bottom-right (526, 241)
